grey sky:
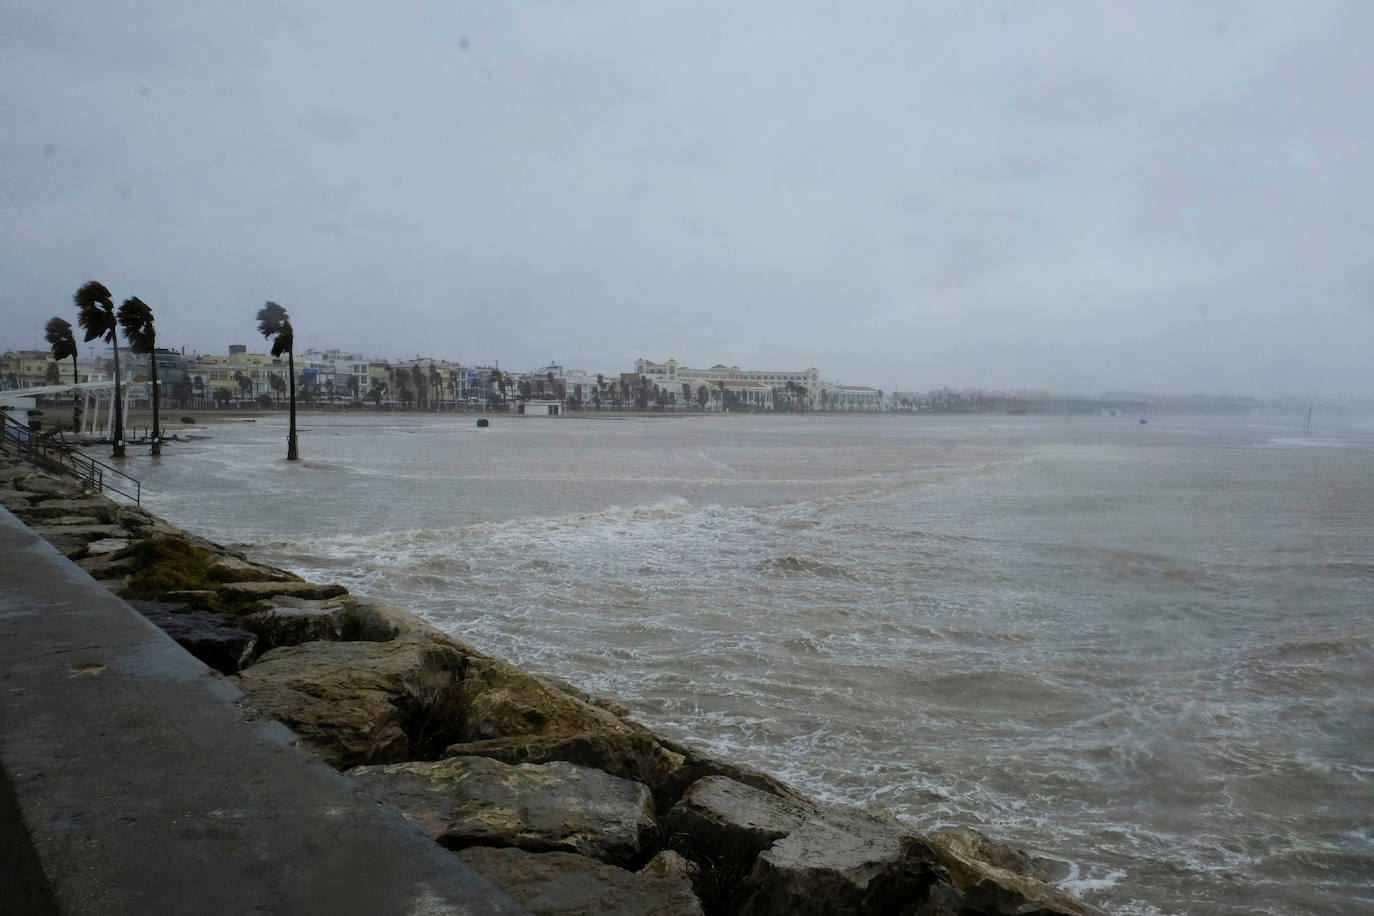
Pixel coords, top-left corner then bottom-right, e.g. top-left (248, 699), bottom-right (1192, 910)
top-left (3, 1), bottom-right (1371, 397)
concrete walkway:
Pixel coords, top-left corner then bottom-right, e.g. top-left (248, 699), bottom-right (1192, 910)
top-left (0, 506), bottom-right (528, 915)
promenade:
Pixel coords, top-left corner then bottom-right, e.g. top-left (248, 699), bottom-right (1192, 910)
top-left (0, 505), bottom-right (528, 915)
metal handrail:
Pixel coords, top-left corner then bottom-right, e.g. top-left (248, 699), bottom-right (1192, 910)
top-left (0, 413), bottom-right (141, 505)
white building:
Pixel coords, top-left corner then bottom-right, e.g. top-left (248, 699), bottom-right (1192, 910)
top-left (517, 399), bottom-right (563, 417)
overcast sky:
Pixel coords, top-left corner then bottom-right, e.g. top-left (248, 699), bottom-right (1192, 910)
top-left (3, 1), bottom-right (1371, 397)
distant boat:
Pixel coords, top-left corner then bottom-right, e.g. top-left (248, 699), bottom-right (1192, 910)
top-left (476, 418), bottom-right (489, 428)
top-left (1139, 418), bottom-right (1148, 424)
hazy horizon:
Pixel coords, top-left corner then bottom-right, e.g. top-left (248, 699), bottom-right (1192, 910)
top-left (4, 1), bottom-right (1372, 399)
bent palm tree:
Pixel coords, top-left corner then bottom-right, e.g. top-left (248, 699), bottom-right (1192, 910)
top-left (74, 281), bottom-right (124, 457)
top-left (44, 317), bottom-right (82, 432)
top-left (256, 301), bottom-right (298, 460)
top-left (117, 297), bottom-right (162, 455)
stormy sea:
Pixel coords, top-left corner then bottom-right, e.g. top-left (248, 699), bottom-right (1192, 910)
top-left (122, 411), bottom-right (1373, 915)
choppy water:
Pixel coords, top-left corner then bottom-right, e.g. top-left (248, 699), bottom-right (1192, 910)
top-left (120, 412), bottom-right (1373, 915)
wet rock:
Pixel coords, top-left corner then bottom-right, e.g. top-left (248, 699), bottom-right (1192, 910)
top-left (443, 729), bottom-right (686, 796)
top-left (349, 756), bottom-right (658, 865)
top-left (14, 475), bottom-right (80, 497)
top-left (20, 496), bottom-right (120, 522)
top-left (85, 537), bottom-right (129, 556)
top-left (932, 844), bottom-right (1104, 916)
top-left (665, 776), bottom-right (813, 873)
top-left (207, 554), bottom-right (302, 583)
top-left (240, 598), bottom-right (350, 653)
top-left (731, 805), bottom-right (941, 916)
top-left (217, 580), bottom-right (348, 601)
top-left (931, 827), bottom-right (1044, 881)
top-left (157, 589), bottom-right (219, 610)
top-left (128, 600), bottom-right (258, 674)
top-left (655, 736), bottom-right (810, 805)
top-left (76, 551), bottom-right (140, 579)
top-left (907, 877), bottom-right (966, 916)
top-left (235, 639), bottom-right (467, 767)
top-left (0, 489), bottom-right (34, 511)
top-left (460, 656), bottom-right (625, 742)
top-left (642, 850), bottom-right (697, 885)
top-left (457, 846), bottom-right (704, 916)
top-left (336, 596), bottom-right (487, 649)
top-left (29, 523), bottom-right (129, 557)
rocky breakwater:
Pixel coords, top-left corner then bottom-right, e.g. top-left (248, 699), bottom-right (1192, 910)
top-left (1, 459), bottom-right (1106, 916)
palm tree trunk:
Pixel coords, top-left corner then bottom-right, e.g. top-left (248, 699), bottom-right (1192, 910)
top-left (111, 341), bottom-right (125, 457)
top-left (287, 352), bottom-right (299, 460)
top-left (150, 351), bottom-right (161, 456)
top-left (70, 356), bottom-right (82, 432)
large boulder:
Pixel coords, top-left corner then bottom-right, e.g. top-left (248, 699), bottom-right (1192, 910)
top-left (76, 551), bottom-right (140, 580)
top-left (930, 827), bottom-right (1044, 881)
top-left (349, 755), bottom-right (658, 866)
top-left (459, 656), bottom-right (626, 741)
top-left (930, 843), bottom-right (1104, 916)
top-left (457, 846), bottom-right (704, 916)
top-left (655, 735), bottom-right (810, 805)
top-left (217, 580), bottom-right (348, 601)
top-left (442, 730), bottom-right (685, 796)
top-left (340, 596), bottom-right (489, 654)
top-left (16, 495), bottom-right (120, 522)
top-left (0, 488), bottom-right (33, 511)
top-left (28, 523), bottom-right (130, 558)
top-left (13, 474), bottom-right (80, 497)
top-left (239, 597), bottom-right (353, 654)
top-left (237, 595), bottom-right (491, 656)
top-left (128, 600), bottom-right (258, 674)
top-left (206, 554), bottom-right (303, 583)
top-left (665, 776), bottom-right (813, 874)
top-left (730, 805), bottom-right (941, 916)
top-left (234, 640), bottom-right (467, 767)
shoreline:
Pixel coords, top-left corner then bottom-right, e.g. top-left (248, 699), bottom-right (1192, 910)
top-left (0, 447), bottom-right (1104, 915)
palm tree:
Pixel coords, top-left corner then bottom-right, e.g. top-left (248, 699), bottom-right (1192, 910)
top-left (255, 301), bottom-right (298, 460)
top-left (117, 296), bottom-right (162, 455)
top-left (44, 317), bottom-right (82, 432)
top-left (489, 368), bottom-right (506, 406)
top-left (269, 373), bottom-right (286, 406)
top-left (74, 281), bottom-right (125, 457)
top-left (234, 370), bottom-right (252, 405)
top-left (410, 364), bottom-right (426, 410)
top-left (429, 365), bottom-right (443, 411)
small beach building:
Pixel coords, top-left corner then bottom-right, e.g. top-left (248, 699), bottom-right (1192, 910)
top-left (517, 399), bottom-right (562, 417)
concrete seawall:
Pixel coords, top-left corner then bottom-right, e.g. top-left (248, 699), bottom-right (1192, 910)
top-left (0, 506), bottom-right (528, 915)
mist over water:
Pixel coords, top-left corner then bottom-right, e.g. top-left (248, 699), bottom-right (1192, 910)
top-left (126, 413), bottom-right (1373, 915)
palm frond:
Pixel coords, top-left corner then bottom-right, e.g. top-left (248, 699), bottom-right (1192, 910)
top-left (117, 297), bottom-right (157, 353)
top-left (74, 281), bottom-right (116, 342)
top-left (269, 321), bottom-right (293, 358)
top-left (256, 301), bottom-right (289, 338)
top-left (45, 317), bottom-right (78, 361)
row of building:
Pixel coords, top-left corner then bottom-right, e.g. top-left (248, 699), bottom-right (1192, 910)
top-left (0, 347), bottom-right (886, 412)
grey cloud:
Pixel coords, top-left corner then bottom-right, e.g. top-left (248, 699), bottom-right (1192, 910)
top-left (3, 0), bottom-right (1371, 397)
